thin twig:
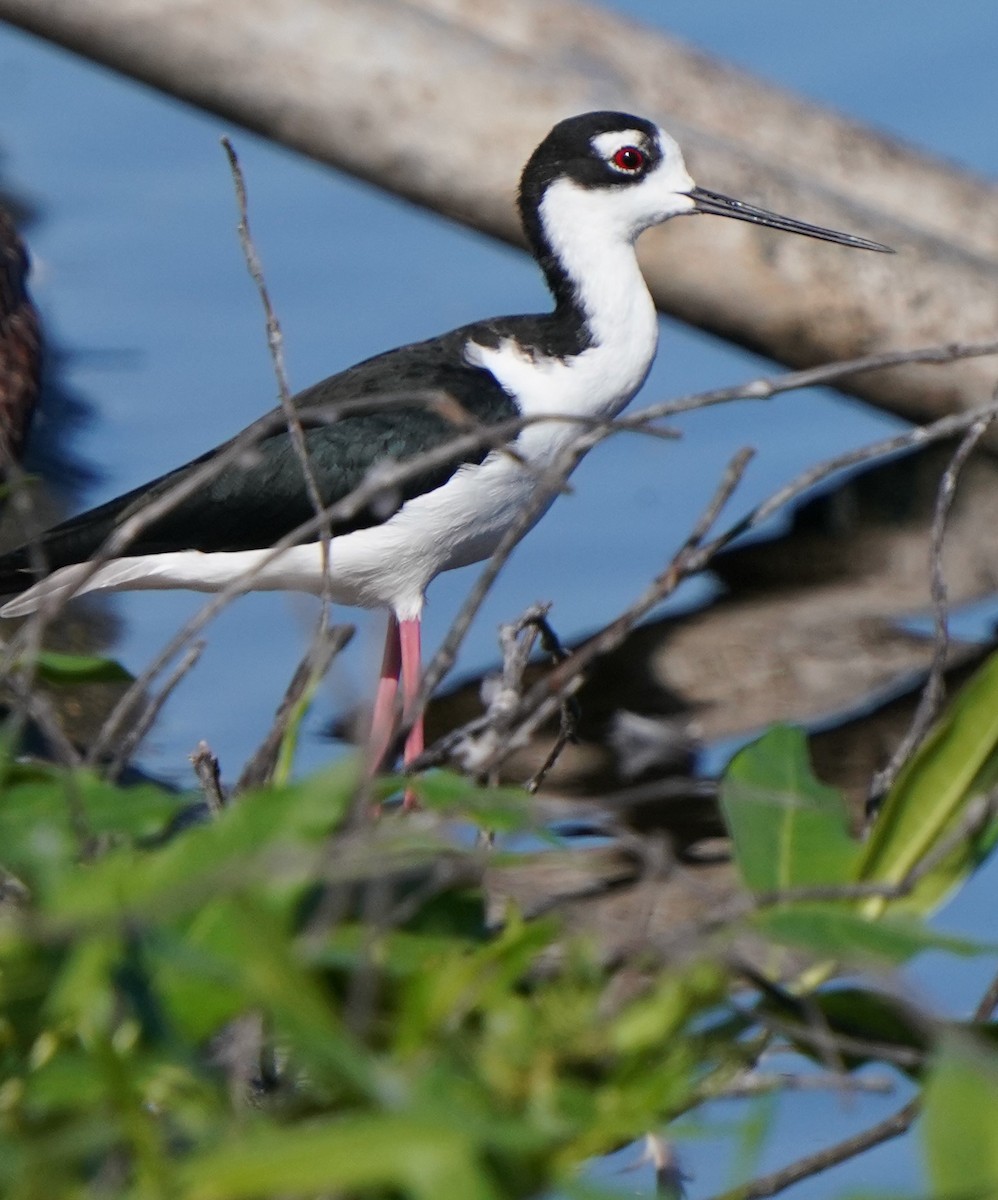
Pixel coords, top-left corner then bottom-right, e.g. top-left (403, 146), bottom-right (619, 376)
top-left (416, 432), bottom-right (601, 715)
top-left (236, 622), bottom-right (353, 793)
top-left (458, 447), bottom-right (755, 777)
top-left (633, 338), bottom-right (998, 426)
top-left (15, 685), bottom-right (82, 771)
top-left (701, 1069), bottom-right (895, 1101)
top-left (869, 410), bottom-right (997, 806)
top-left (104, 641), bottom-right (205, 779)
top-left (467, 398), bottom-right (998, 779)
top-left (80, 412), bottom-right (530, 768)
top-left (7, 338), bottom-right (998, 674)
top-left (26, 694), bottom-right (94, 853)
top-left (190, 740), bottom-right (226, 815)
top-left (744, 1010), bottom-right (925, 1072)
top-left (701, 1095), bottom-right (920, 1200)
top-left (221, 137), bottom-right (332, 581)
top-left (751, 788), bottom-right (997, 908)
top-left (973, 970), bottom-right (998, 1022)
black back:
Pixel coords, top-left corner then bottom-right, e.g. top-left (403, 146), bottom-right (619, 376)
top-left (0, 325), bottom-right (524, 591)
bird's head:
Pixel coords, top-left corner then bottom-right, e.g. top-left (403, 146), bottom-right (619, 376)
top-left (519, 111), bottom-right (892, 253)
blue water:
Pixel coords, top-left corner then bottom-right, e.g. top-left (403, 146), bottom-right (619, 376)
top-left (2, 5), bottom-right (998, 1195)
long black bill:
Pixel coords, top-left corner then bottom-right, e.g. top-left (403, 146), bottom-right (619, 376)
top-left (688, 186), bottom-right (894, 253)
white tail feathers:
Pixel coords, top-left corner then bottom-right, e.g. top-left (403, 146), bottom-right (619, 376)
top-left (0, 547), bottom-right (338, 617)
top-left (1, 563), bottom-right (100, 616)
top-left (0, 558), bottom-right (180, 617)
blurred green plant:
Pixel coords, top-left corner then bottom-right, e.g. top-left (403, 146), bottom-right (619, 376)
top-left (0, 650), bottom-right (997, 1198)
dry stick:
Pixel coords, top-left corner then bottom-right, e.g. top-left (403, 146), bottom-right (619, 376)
top-left (753, 789), bottom-right (997, 909)
top-left (415, 430), bottom-right (603, 718)
top-left (190, 740), bottom-right (226, 815)
top-left (403, 342), bottom-right (998, 750)
top-left (222, 137), bottom-right (348, 787)
top-left (2, 679), bottom-right (94, 855)
top-left (739, 932), bottom-right (998, 1200)
top-left (484, 398), bottom-right (998, 776)
top-left (703, 1070), bottom-right (894, 1101)
top-left (702, 1096), bottom-right (921, 1200)
top-left (744, 1009), bottom-right (926, 1073)
top-left (2, 403), bottom-right (315, 674)
top-left (633, 338), bottom-right (998, 426)
top-left (973, 971), bottom-right (998, 1022)
top-left (522, 610), bottom-right (579, 793)
top-left (0, 453), bottom-right (86, 822)
top-left (221, 137), bottom-right (332, 579)
top-left (451, 446), bottom-right (755, 778)
top-left (19, 688), bottom-right (82, 771)
top-left (7, 338), bottom-right (991, 684)
top-left (236, 622), bottom-right (353, 793)
top-left (105, 641), bottom-right (205, 780)
top-left (869, 409), bottom-right (997, 806)
top-left (455, 602), bottom-right (578, 792)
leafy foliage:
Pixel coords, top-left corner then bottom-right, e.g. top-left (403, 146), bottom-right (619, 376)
top-left (1, 653), bottom-right (998, 1197)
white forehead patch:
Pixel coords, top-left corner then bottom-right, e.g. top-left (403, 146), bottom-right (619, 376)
top-left (590, 129), bottom-right (653, 160)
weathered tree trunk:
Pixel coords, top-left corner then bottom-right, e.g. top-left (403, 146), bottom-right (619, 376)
top-left (2, 0), bottom-right (997, 424)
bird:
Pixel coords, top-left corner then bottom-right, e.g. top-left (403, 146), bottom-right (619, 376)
top-left (0, 111), bottom-right (891, 798)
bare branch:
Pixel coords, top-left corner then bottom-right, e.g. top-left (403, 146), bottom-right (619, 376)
top-left (236, 621), bottom-right (353, 793)
top-left (458, 395), bottom-right (998, 782)
top-left (973, 970), bottom-right (998, 1022)
top-left (414, 430), bottom-right (601, 720)
top-left (869, 409), bottom-right (996, 806)
top-left (221, 136), bottom-right (332, 579)
top-left (701, 1096), bottom-right (920, 1200)
top-left (448, 446), bottom-right (755, 779)
top-left (635, 339), bottom-right (998, 426)
top-left (190, 739), bottom-right (226, 815)
top-left (102, 641), bottom-right (205, 779)
top-left (701, 1069), bottom-right (895, 1101)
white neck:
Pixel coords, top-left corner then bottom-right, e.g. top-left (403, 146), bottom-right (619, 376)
top-left (539, 177), bottom-right (659, 402)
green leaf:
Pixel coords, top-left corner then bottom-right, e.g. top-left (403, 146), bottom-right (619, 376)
top-left (754, 985), bottom-right (931, 1074)
top-left (0, 771), bottom-right (185, 890)
top-left (609, 961), bottom-right (726, 1055)
top-left (752, 904), bottom-right (990, 965)
top-left (721, 726), bottom-right (860, 892)
top-left (860, 650), bottom-right (998, 915)
top-left (28, 650), bottom-right (133, 685)
top-left (816, 988), bottom-right (930, 1065)
top-left (42, 762), bottom-right (360, 924)
top-left (404, 770), bottom-right (540, 833)
top-left (923, 1034), bottom-right (998, 1195)
top-left (179, 1115), bottom-right (500, 1200)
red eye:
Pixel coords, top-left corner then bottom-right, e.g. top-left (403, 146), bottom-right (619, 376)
top-left (612, 145), bottom-right (645, 173)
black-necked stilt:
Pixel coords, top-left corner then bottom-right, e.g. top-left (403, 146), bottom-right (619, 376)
top-left (0, 112), bottom-right (890, 794)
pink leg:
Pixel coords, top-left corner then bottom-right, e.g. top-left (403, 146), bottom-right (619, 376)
top-left (399, 616), bottom-right (424, 810)
top-left (368, 612), bottom-right (401, 774)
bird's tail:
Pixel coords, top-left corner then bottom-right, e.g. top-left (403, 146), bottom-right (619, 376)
top-left (0, 561), bottom-right (101, 617)
top-left (0, 489), bottom-right (137, 614)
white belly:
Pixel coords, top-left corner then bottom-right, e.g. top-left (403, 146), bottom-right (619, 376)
top-left (0, 448), bottom-right (552, 621)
